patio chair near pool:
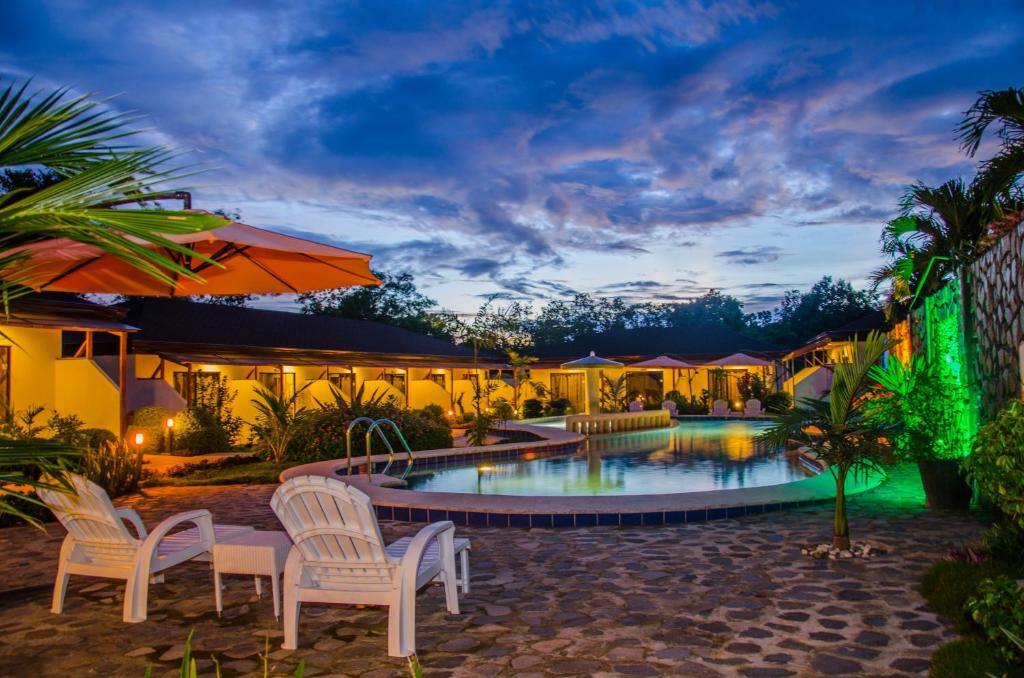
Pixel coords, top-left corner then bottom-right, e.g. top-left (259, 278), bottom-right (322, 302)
top-left (744, 399), bottom-right (764, 416)
top-left (711, 399), bottom-right (730, 416)
top-left (661, 399), bottom-right (678, 416)
top-left (271, 475), bottom-right (465, 657)
top-left (37, 474), bottom-right (253, 623)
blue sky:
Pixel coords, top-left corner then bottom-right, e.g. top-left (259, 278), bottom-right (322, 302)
top-left (2, 1), bottom-right (1022, 313)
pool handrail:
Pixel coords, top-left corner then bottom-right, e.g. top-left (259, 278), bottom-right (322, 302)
top-left (344, 416), bottom-right (377, 476)
top-left (366, 418), bottom-right (415, 482)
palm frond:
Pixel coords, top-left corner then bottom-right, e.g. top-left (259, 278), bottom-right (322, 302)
top-left (0, 439), bottom-right (81, 528)
top-left (957, 87), bottom-right (1024, 157)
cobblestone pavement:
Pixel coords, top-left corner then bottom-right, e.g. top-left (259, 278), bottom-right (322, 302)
top-left (0, 466), bottom-right (984, 677)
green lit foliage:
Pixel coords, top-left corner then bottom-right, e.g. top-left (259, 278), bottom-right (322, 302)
top-left (963, 400), bottom-right (1024, 533)
top-left (869, 355), bottom-right (973, 461)
top-left (967, 576), bottom-right (1024, 663)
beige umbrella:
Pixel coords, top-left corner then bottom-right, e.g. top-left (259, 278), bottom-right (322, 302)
top-left (561, 351), bottom-right (623, 415)
top-left (629, 355), bottom-right (696, 392)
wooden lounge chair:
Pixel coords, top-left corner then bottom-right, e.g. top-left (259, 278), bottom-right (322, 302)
top-left (38, 473), bottom-right (252, 623)
top-left (271, 475), bottom-right (464, 657)
top-left (710, 399), bottom-right (730, 416)
top-left (744, 399), bottom-right (764, 416)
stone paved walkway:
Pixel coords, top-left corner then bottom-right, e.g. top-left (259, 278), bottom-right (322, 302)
top-left (0, 466), bottom-right (984, 677)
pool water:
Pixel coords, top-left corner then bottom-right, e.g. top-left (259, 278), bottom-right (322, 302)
top-left (405, 420), bottom-right (814, 496)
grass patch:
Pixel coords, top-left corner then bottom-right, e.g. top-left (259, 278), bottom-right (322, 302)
top-left (146, 460), bottom-right (289, 486)
top-left (930, 636), bottom-right (1023, 678)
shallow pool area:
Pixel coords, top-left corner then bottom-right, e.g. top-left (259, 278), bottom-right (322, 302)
top-left (405, 420), bottom-right (814, 496)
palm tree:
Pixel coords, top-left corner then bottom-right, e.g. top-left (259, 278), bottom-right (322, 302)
top-left (0, 77), bottom-right (227, 524)
top-left (872, 179), bottom-right (1017, 303)
top-left (958, 87), bottom-right (1024, 202)
top-left (759, 331), bottom-right (894, 550)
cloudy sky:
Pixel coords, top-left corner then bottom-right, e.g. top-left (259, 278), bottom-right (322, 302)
top-left (2, 1), bottom-right (1022, 313)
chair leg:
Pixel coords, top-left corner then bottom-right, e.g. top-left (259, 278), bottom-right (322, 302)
top-left (459, 549), bottom-right (471, 594)
top-left (441, 566), bottom-right (460, 615)
top-left (51, 560), bottom-right (70, 614)
top-left (281, 587), bottom-right (300, 650)
top-left (387, 598), bottom-right (404, 657)
top-left (123, 565), bottom-right (151, 623)
top-left (271, 573), bottom-right (281, 621)
top-left (213, 570), bottom-right (223, 616)
top-left (388, 586), bottom-right (416, 657)
top-left (254, 575), bottom-right (262, 599)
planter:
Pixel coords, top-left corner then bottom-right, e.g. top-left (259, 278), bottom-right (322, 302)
top-left (918, 459), bottom-right (972, 510)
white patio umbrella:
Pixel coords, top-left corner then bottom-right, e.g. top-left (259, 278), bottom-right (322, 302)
top-left (705, 352), bottom-right (772, 367)
top-left (561, 351), bottom-right (623, 414)
top-left (629, 355), bottom-right (696, 392)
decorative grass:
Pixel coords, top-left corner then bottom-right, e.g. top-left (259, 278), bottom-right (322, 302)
top-left (929, 636), bottom-right (1022, 678)
top-left (146, 460), bottom-right (288, 487)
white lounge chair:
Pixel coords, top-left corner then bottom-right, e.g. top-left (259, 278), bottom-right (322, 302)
top-left (661, 400), bottom-right (678, 416)
top-left (711, 399), bottom-right (730, 416)
top-left (744, 399), bottom-right (764, 416)
top-left (37, 473), bottom-right (252, 623)
top-left (271, 475), bottom-right (464, 657)
top-left (628, 400), bottom-right (644, 412)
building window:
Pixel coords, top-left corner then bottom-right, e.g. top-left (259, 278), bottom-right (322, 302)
top-left (486, 368), bottom-right (518, 382)
top-left (258, 371), bottom-right (296, 396)
top-left (326, 372), bottom-right (354, 390)
top-left (173, 371), bottom-right (219, 405)
top-left (428, 373), bottom-right (446, 388)
top-left (382, 373), bottom-right (406, 392)
top-left (460, 372), bottom-right (479, 385)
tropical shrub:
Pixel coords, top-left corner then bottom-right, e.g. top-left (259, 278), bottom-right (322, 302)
top-left (177, 407), bottom-right (240, 455)
top-left (491, 397), bottom-right (514, 424)
top-left (417, 404), bottom-right (447, 426)
top-left (963, 400), bottom-right (1024, 532)
top-left (760, 331), bottom-right (895, 549)
top-left (287, 403), bottom-right (452, 465)
top-left (250, 386), bottom-right (308, 464)
top-left (737, 372), bottom-right (768, 402)
top-left (81, 439), bottom-right (143, 498)
top-left (522, 398), bottom-right (544, 419)
top-left (1, 405), bottom-right (46, 440)
top-left (47, 411), bottom-right (85, 446)
top-left (762, 391), bottom-right (792, 414)
top-left (980, 522), bottom-right (1024, 563)
top-left (467, 413), bottom-right (492, 447)
top-left (599, 375), bottom-right (631, 413)
top-left (129, 405), bottom-right (172, 453)
top-left (546, 397), bottom-right (571, 416)
top-left (665, 390), bottom-right (711, 415)
top-left (967, 576), bottom-right (1024, 662)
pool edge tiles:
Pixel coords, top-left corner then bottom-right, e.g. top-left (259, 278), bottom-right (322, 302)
top-left (284, 422), bottom-right (886, 528)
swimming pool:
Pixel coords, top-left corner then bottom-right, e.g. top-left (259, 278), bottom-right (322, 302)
top-left (404, 420), bottom-right (814, 496)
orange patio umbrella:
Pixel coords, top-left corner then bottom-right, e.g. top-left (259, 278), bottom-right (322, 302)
top-left (13, 214), bottom-right (380, 295)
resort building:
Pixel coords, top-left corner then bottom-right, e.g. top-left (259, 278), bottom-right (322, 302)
top-left (115, 298), bottom-right (507, 427)
top-left (531, 325), bottom-right (784, 412)
top-left (0, 294), bottom-right (136, 434)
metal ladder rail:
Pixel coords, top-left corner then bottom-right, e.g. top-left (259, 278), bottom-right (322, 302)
top-left (367, 418), bottom-right (416, 480)
top-left (345, 417), bottom-right (376, 476)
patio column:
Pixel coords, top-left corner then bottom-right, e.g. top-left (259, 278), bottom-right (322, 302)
top-left (118, 331), bottom-right (127, 436)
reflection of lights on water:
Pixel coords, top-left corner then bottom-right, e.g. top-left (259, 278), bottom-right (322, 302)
top-left (477, 465), bottom-right (496, 473)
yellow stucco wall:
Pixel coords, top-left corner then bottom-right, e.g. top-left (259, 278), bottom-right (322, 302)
top-left (54, 358), bottom-right (121, 433)
top-left (0, 326), bottom-right (59, 416)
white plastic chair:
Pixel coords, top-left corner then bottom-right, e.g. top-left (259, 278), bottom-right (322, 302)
top-left (37, 474), bottom-right (252, 623)
top-left (711, 399), bottom-right (729, 415)
top-left (661, 400), bottom-right (678, 416)
top-left (628, 400), bottom-right (644, 412)
top-left (744, 399), bottom-right (763, 416)
top-left (271, 475), bottom-right (462, 657)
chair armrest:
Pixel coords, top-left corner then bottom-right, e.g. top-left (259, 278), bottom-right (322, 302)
top-left (399, 520), bottom-right (454, 590)
top-left (135, 509), bottom-right (214, 574)
top-left (116, 508), bottom-right (148, 540)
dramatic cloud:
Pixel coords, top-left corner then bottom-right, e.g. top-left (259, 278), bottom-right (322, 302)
top-left (2, 0), bottom-right (1020, 311)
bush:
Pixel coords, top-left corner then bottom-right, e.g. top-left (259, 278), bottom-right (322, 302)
top-left (177, 406), bottom-right (242, 455)
top-left (82, 428), bottom-right (117, 449)
top-left (81, 440), bottom-right (144, 498)
top-left (546, 397), bottom-right (571, 416)
top-left (981, 522), bottom-right (1024, 563)
top-left (47, 411), bottom-right (85, 446)
top-left (287, 403), bottom-right (453, 464)
top-left (967, 576), bottom-right (1024, 662)
top-left (963, 399), bottom-right (1024, 532)
top-left (129, 405), bottom-right (172, 453)
top-left (665, 390), bottom-right (711, 415)
top-left (522, 398), bottom-right (544, 419)
top-left (417, 404), bottom-right (448, 426)
top-left (467, 414), bottom-right (492, 446)
top-left (929, 636), bottom-right (1018, 678)
top-left (762, 391), bottom-right (792, 414)
top-left (491, 397), bottom-right (515, 423)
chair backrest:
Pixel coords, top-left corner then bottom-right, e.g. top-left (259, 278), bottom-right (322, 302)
top-left (661, 400), bottom-right (678, 414)
top-left (37, 474), bottom-right (139, 565)
top-left (271, 475), bottom-right (396, 591)
top-left (745, 398), bottom-right (762, 414)
top-left (628, 400), bottom-right (644, 412)
top-left (711, 399), bottom-right (728, 415)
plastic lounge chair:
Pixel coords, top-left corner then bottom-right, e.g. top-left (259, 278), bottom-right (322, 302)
top-left (628, 400), bottom-right (644, 412)
top-left (37, 473), bottom-right (252, 623)
top-left (744, 399), bottom-right (763, 416)
top-left (711, 399), bottom-right (730, 416)
top-left (661, 400), bottom-right (678, 416)
top-left (271, 475), bottom-right (463, 657)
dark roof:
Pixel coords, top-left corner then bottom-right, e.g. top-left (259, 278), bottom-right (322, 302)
top-left (2, 293), bottom-right (136, 332)
top-left (532, 325), bottom-right (783, 365)
top-left (118, 298), bottom-right (500, 367)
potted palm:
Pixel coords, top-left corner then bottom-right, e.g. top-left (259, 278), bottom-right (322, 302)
top-left (868, 355), bottom-right (973, 510)
top-left (759, 332), bottom-right (894, 550)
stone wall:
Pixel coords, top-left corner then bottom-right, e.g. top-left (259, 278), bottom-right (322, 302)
top-left (968, 218), bottom-right (1024, 419)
